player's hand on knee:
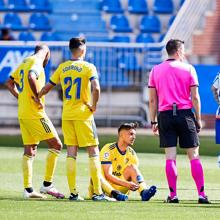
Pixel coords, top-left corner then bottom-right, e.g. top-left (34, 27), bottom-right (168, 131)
top-left (127, 182), bottom-right (139, 191)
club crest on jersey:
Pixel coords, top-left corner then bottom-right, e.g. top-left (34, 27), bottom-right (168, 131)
top-left (104, 152), bottom-right (110, 159)
top-left (117, 165), bottom-right (122, 171)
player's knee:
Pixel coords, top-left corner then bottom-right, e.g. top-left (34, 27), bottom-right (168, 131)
top-left (126, 164), bottom-right (137, 171)
top-left (55, 140), bottom-right (63, 151)
top-left (24, 145), bottom-right (37, 157)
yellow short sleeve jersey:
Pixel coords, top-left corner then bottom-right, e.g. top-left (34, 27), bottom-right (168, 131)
top-left (10, 56), bottom-right (47, 119)
top-left (100, 142), bottom-right (139, 178)
top-left (49, 60), bottom-right (99, 120)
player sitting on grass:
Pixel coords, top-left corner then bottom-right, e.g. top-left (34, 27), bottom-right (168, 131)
top-left (89, 122), bottom-right (157, 201)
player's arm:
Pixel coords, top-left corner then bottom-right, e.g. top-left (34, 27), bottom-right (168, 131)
top-left (38, 82), bottom-right (55, 99)
top-left (28, 70), bottom-right (43, 109)
top-left (85, 78), bottom-right (100, 112)
top-left (191, 86), bottom-right (202, 132)
top-left (5, 77), bottom-right (19, 99)
top-left (211, 85), bottom-right (219, 105)
top-left (148, 87), bottom-right (158, 134)
top-left (102, 164), bottom-right (139, 191)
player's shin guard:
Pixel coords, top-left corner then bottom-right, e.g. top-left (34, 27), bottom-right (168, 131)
top-left (22, 154), bottom-right (33, 188)
top-left (190, 159), bottom-right (205, 197)
top-left (66, 156), bottom-right (77, 194)
top-left (89, 155), bottom-right (102, 195)
top-left (166, 160), bottom-right (177, 199)
top-left (44, 149), bottom-right (60, 183)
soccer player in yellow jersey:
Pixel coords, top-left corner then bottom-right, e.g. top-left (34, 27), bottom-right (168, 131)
top-left (97, 122), bottom-right (157, 201)
top-left (6, 45), bottom-right (64, 199)
top-left (39, 37), bottom-right (114, 201)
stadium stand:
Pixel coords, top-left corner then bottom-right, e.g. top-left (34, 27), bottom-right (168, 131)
top-left (111, 35), bottom-right (130, 42)
top-left (110, 15), bottom-right (132, 32)
top-left (140, 15), bottom-right (161, 33)
top-left (8, 0), bottom-right (29, 12)
top-left (0, 0), bottom-right (7, 11)
top-left (153, 0), bottom-right (174, 14)
top-left (29, 0), bottom-right (52, 12)
top-left (136, 33), bottom-right (155, 43)
top-left (128, 0), bottom-right (148, 14)
top-left (1, 0), bottom-right (204, 127)
top-left (3, 12), bottom-right (27, 30)
top-left (18, 31), bottom-right (35, 41)
top-left (101, 0), bottom-right (123, 13)
top-left (40, 32), bottom-right (59, 41)
top-left (29, 13), bottom-right (51, 31)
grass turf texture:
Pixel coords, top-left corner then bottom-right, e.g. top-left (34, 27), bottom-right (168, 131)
top-left (0, 147), bottom-right (220, 220)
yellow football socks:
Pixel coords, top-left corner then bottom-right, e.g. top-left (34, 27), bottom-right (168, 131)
top-left (22, 154), bottom-right (33, 188)
top-left (44, 149), bottom-right (59, 182)
top-left (66, 156), bottom-right (77, 194)
top-left (138, 181), bottom-right (147, 194)
top-left (100, 175), bottom-right (114, 196)
top-left (89, 156), bottom-right (102, 195)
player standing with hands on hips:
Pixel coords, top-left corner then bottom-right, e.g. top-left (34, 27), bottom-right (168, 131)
top-left (6, 45), bottom-right (64, 199)
top-left (148, 39), bottom-right (210, 204)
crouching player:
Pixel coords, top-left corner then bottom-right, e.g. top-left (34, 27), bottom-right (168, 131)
top-left (89, 122), bottom-right (157, 201)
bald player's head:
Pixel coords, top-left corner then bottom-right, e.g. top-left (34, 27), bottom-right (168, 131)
top-left (34, 44), bottom-right (50, 67)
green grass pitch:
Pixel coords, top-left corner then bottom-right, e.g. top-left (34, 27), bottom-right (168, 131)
top-left (0, 145), bottom-right (220, 220)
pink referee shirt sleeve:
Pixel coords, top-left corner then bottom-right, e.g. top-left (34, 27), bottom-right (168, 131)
top-left (190, 66), bottom-right (199, 87)
top-left (148, 68), bottom-right (155, 87)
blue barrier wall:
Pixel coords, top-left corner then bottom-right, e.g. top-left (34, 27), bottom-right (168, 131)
top-left (0, 47), bottom-right (50, 84)
top-left (195, 65), bottom-right (220, 114)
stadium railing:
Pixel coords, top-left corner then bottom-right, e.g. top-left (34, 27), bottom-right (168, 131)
top-left (163, 0), bottom-right (215, 51)
top-left (0, 40), bottom-right (163, 127)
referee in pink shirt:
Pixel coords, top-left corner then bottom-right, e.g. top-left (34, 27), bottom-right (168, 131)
top-left (148, 39), bottom-right (210, 204)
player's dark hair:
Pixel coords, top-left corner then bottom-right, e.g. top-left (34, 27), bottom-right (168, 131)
top-left (34, 45), bottom-right (47, 54)
top-left (69, 37), bottom-right (86, 53)
top-left (118, 122), bottom-right (138, 133)
top-left (166, 39), bottom-right (184, 56)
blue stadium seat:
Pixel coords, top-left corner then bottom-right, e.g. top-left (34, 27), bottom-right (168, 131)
top-left (0, 0), bottom-right (7, 11)
top-left (19, 32), bottom-right (36, 41)
top-left (128, 0), bottom-right (148, 14)
top-left (29, 13), bottom-right (51, 31)
top-left (136, 33), bottom-right (155, 43)
top-left (29, 0), bottom-right (52, 12)
top-left (8, 0), bottom-right (29, 11)
top-left (140, 15), bottom-right (161, 33)
top-left (101, 0), bottom-right (123, 13)
top-left (153, 0), bottom-right (174, 14)
top-left (111, 35), bottom-right (130, 42)
top-left (3, 13), bottom-right (27, 30)
top-left (110, 15), bottom-right (132, 32)
top-left (40, 32), bottom-right (60, 41)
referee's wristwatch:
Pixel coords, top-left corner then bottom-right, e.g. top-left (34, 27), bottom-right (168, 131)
top-left (151, 121), bottom-right (158, 125)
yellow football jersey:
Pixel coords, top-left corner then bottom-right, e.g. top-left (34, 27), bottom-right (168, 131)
top-left (100, 142), bottom-right (139, 178)
top-left (49, 60), bottom-right (99, 120)
top-left (10, 56), bottom-right (47, 119)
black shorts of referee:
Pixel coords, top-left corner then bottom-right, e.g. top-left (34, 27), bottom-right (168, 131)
top-left (158, 109), bottom-right (200, 148)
